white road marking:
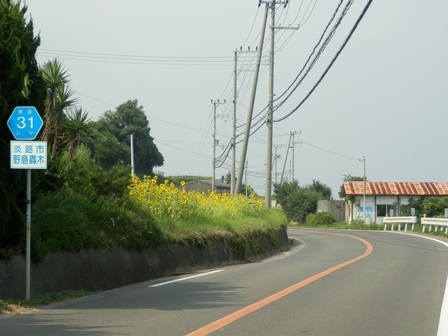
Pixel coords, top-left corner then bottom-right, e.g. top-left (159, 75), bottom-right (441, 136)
top-left (390, 232), bottom-right (448, 336)
top-left (149, 270), bottom-right (224, 288)
top-left (438, 275), bottom-right (448, 336)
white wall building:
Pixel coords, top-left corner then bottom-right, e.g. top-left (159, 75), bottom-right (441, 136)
top-left (343, 181), bottom-right (448, 224)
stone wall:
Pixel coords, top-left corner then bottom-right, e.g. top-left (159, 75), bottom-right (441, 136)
top-left (0, 227), bottom-right (288, 299)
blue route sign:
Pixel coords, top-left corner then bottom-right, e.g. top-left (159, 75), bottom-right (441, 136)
top-left (7, 106), bottom-right (44, 140)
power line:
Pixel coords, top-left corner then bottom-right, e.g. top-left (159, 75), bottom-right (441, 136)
top-left (37, 48), bottom-right (235, 66)
top-left (300, 138), bottom-right (360, 161)
top-left (273, 0), bottom-right (373, 123)
top-left (273, 0), bottom-right (344, 107)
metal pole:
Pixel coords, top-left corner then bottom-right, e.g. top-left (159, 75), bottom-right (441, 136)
top-left (265, 0), bottom-right (275, 208)
top-left (130, 134), bottom-right (135, 175)
top-left (26, 169), bottom-right (31, 300)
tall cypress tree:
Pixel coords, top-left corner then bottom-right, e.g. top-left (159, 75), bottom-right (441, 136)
top-left (0, 0), bottom-right (45, 252)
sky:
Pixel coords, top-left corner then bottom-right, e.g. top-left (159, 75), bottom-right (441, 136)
top-left (24, 0), bottom-right (448, 198)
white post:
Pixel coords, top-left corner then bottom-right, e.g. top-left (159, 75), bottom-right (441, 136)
top-left (130, 134), bottom-right (135, 175)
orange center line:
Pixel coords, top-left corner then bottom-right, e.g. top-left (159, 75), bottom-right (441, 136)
top-left (186, 232), bottom-right (373, 336)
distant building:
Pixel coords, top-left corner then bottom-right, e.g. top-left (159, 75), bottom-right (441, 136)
top-left (317, 200), bottom-right (345, 222)
top-left (184, 180), bottom-right (231, 194)
top-left (343, 181), bottom-right (448, 224)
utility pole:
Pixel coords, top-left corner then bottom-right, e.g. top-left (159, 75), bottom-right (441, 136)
top-left (235, 0), bottom-right (295, 200)
top-left (232, 50), bottom-right (237, 195)
top-left (290, 132), bottom-right (295, 182)
top-left (274, 145), bottom-right (281, 184)
top-left (362, 156), bottom-right (366, 224)
top-left (235, 3), bottom-right (269, 196)
top-left (265, 0), bottom-right (276, 208)
top-left (263, 0), bottom-right (291, 208)
top-left (232, 47), bottom-right (258, 195)
top-left (290, 131), bottom-right (301, 181)
top-left (211, 99), bottom-right (225, 192)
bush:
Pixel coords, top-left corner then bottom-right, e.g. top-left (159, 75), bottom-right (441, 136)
top-left (305, 212), bottom-right (335, 226)
top-left (31, 188), bottom-right (163, 263)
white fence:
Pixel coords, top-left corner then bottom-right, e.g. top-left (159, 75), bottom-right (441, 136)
top-left (383, 216), bottom-right (417, 231)
top-left (421, 218), bottom-right (448, 234)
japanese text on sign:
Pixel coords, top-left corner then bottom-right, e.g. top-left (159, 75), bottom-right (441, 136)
top-left (10, 141), bottom-right (47, 169)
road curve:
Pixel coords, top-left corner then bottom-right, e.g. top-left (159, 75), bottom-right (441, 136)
top-left (0, 229), bottom-right (447, 336)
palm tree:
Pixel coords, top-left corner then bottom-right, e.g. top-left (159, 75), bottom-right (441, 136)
top-left (40, 59), bottom-right (69, 144)
top-left (53, 85), bottom-right (78, 156)
top-left (64, 108), bottom-right (92, 167)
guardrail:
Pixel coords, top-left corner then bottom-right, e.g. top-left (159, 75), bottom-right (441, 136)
top-left (383, 216), bottom-right (417, 231)
top-left (421, 218), bottom-right (448, 234)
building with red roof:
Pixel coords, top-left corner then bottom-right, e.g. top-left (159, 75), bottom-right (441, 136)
top-left (342, 182), bottom-right (448, 223)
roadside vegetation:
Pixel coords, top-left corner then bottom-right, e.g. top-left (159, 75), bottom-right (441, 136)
top-left (0, 2), bottom-right (286, 312)
top-left (0, 290), bottom-right (95, 315)
top-left (1, 1), bottom-right (446, 315)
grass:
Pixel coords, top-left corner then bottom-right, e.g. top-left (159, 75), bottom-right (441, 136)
top-left (28, 178), bottom-right (288, 262)
top-left (0, 290), bottom-right (95, 315)
top-left (1, 179), bottom-right (288, 312)
top-left (1, 175), bottom-right (288, 312)
top-left (293, 220), bottom-right (448, 239)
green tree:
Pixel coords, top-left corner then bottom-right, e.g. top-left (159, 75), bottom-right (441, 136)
top-left (86, 99), bottom-right (163, 175)
top-left (39, 59), bottom-right (70, 145)
top-left (283, 188), bottom-right (320, 223)
top-left (422, 197), bottom-right (448, 218)
top-left (273, 181), bottom-right (320, 223)
top-left (62, 145), bottom-right (130, 198)
top-left (0, 0), bottom-right (46, 250)
top-left (273, 180), bottom-right (300, 205)
top-left (406, 197), bottom-right (425, 217)
top-left (306, 179), bottom-right (332, 200)
top-left (84, 118), bottom-right (129, 170)
top-left (39, 59), bottom-right (79, 159)
top-left (63, 107), bottom-right (92, 167)
top-left (52, 84), bottom-right (78, 156)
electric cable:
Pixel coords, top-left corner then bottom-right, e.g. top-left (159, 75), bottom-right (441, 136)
top-left (273, 0), bottom-right (344, 105)
top-left (273, 0), bottom-right (373, 123)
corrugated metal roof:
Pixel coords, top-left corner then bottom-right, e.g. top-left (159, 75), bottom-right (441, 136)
top-left (343, 182), bottom-right (448, 196)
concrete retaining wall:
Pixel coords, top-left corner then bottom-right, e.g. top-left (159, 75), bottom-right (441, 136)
top-left (0, 227), bottom-right (288, 299)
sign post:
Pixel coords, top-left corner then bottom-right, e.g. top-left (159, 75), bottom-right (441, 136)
top-left (7, 106), bottom-right (45, 300)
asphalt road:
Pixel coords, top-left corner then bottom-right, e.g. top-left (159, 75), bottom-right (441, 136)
top-left (1, 229), bottom-right (447, 336)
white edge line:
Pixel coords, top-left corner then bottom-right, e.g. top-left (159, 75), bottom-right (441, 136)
top-left (438, 275), bottom-right (448, 336)
top-left (393, 231), bottom-right (448, 248)
top-left (149, 270), bottom-right (224, 288)
top-left (389, 231), bottom-right (448, 336)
